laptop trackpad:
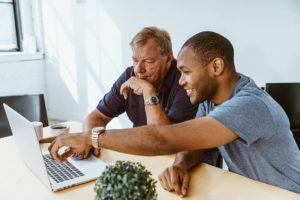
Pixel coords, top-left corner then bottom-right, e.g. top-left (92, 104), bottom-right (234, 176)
top-left (67, 155), bottom-right (107, 175)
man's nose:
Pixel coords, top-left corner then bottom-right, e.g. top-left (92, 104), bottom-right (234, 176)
top-left (178, 75), bottom-right (186, 86)
top-left (134, 62), bottom-right (146, 74)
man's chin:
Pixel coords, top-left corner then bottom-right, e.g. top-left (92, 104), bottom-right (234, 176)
top-left (190, 97), bottom-right (202, 105)
top-left (136, 75), bottom-right (148, 80)
top-left (189, 97), bottom-right (196, 105)
top-left (140, 77), bottom-right (152, 83)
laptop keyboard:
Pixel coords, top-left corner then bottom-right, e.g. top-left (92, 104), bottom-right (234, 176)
top-left (43, 154), bottom-right (85, 183)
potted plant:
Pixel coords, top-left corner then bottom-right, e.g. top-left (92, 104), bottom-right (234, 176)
top-left (94, 161), bottom-right (157, 200)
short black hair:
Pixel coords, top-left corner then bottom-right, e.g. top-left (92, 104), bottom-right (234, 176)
top-left (181, 31), bottom-right (234, 66)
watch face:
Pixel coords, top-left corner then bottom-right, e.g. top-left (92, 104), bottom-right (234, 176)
top-left (151, 96), bottom-right (159, 104)
top-left (144, 95), bottom-right (159, 105)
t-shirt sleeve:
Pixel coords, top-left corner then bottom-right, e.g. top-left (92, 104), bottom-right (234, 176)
top-left (96, 69), bottom-right (130, 118)
top-left (208, 96), bottom-right (276, 145)
top-left (167, 86), bottom-right (198, 123)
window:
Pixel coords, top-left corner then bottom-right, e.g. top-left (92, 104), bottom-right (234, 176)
top-left (0, 0), bottom-right (22, 52)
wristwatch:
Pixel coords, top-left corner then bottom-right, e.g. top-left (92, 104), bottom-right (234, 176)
top-left (91, 127), bottom-right (105, 149)
top-left (144, 95), bottom-right (159, 105)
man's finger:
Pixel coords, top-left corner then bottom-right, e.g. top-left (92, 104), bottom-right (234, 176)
top-left (39, 136), bottom-right (56, 144)
top-left (73, 152), bottom-right (84, 160)
top-left (123, 91), bottom-right (128, 100)
top-left (164, 169), bottom-right (175, 192)
top-left (121, 88), bottom-right (129, 99)
top-left (93, 148), bottom-right (101, 157)
top-left (120, 84), bottom-right (125, 94)
top-left (181, 172), bottom-right (190, 197)
top-left (60, 148), bottom-right (75, 162)
top-left (158, 174), bottom-right (167, 190)
top-left (50, 140), bottom-right (63, 162)
top-left (159, 174), bottom-right (172, 191)
top-left (83, 150), bottom-right (90, 159)
top-left (170, 168), bottom-right (181, 195)
top-left (48, 138), bottom-right (56, 154)
top-left (120, 82), bottom-right (130, 100)
top-left (72, 152), bottom-right (79, 159)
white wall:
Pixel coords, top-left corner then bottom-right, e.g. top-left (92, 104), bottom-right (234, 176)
top-left (0, 59), bottom-right (45, 96)
top-left (41, 0), bottom-right (300, 127)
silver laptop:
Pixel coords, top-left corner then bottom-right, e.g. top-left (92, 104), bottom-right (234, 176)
top-left (3, 103), bottom-right (107, 191)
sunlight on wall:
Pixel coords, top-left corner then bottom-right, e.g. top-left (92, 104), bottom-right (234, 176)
top-left (98, 3), bottom-right (122, 82)
top-left (42, 0), bottom-right (128, 126)
top-left (85, 2), bottom-right (125, 128)
top-left (43, 0), bottom-right (79, 104)
top-left (57, 25), bottom-right (79, 103)
top-left (84, 2), bottom-right (122, 109)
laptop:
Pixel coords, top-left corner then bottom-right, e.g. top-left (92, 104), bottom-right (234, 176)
top-left (3, 103), bottom-right (107, 191)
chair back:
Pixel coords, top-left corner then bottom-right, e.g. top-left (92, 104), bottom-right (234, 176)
top-left (265, 83), bottom-right (300, 147)
top-left (0, 94), bottom-right (48, 138)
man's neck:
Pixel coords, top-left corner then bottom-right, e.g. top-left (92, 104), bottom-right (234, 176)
top-left (212, 72), bottom-right (240, 105)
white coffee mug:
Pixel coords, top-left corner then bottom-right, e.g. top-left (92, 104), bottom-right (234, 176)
top-left (50, 124), bottom-right (70, 136)
top-left (32, 121), bottom-right (43, 141)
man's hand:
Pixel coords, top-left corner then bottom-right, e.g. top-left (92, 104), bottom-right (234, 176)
top-left (82, 109), bottom-right (112, 160)
top-left (72, 147), bottom-right (101, 160)
top-left (158, 165), bottom-right (190, 197)
top-left (120, 77), bottom-right (156, 99)
top-left (39, 132), bottom-right (91, 162)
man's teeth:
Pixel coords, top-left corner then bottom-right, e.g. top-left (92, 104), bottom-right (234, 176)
top-left (186, 89), bottom-right (193, 95)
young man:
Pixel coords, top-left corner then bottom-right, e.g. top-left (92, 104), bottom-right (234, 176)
top-left (43, 31), bottom-right (300, 195)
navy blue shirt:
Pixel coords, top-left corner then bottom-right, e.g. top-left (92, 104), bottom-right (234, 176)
top-left (97, 59), bottom-right (198, 127)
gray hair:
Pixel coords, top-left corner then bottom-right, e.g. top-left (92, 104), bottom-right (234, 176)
top-left (130, 26), bottom-right (172, 56)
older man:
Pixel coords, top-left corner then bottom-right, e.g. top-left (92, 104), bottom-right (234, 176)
top-left (76, 27), bottom-right (199, 160)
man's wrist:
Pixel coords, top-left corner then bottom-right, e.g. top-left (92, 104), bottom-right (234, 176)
top-left (142, 85), bottom-right (157, 100)
top-left (143, 86), bottom-right (159, 106)
top-left (173, 162), bottom-right (189, 171)
top-left (85, 131), bottom-right (92, 146)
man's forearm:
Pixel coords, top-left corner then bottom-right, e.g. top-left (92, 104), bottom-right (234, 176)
top-left (91, 125), bottom-right (180, 156)
top-left (83, 109), bottom-right (111, 131)
top-left (145, 105), bottom-right (171, 125)
top-left (89, 117), bottom-right (236, 156)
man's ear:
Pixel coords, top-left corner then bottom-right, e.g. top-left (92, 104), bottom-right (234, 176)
top-left (212, 58), bottom-right (225, 76)
top-left (166, 52), bottom-right (173, 65)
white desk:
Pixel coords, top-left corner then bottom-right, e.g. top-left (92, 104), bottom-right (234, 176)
top-left (0, 121), bottom-right (299, 200)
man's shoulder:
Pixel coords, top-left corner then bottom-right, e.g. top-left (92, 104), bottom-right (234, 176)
top-left (115, 66), bottom-right (134, 82)
top-left (123, 66), bottom-right (134, 76)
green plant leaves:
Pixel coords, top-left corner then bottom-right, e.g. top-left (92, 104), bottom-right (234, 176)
top-left (94, 161), bottom-right (157, 200)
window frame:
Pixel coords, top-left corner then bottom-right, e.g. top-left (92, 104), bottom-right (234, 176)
top-left (0, 0), bottom-right (23, 52)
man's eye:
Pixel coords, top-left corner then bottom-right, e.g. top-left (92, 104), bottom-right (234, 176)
top-left (182, 71), bottom-right (190, 75)
top-left (145, 60), bottom-right (155, 64)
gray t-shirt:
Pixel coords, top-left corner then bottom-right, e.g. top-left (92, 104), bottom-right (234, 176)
top-left (198, 73), bottom-right (300, 193)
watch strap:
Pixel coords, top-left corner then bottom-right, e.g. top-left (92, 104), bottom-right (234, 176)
top-left (91, 127), bottom-right (105, 149)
